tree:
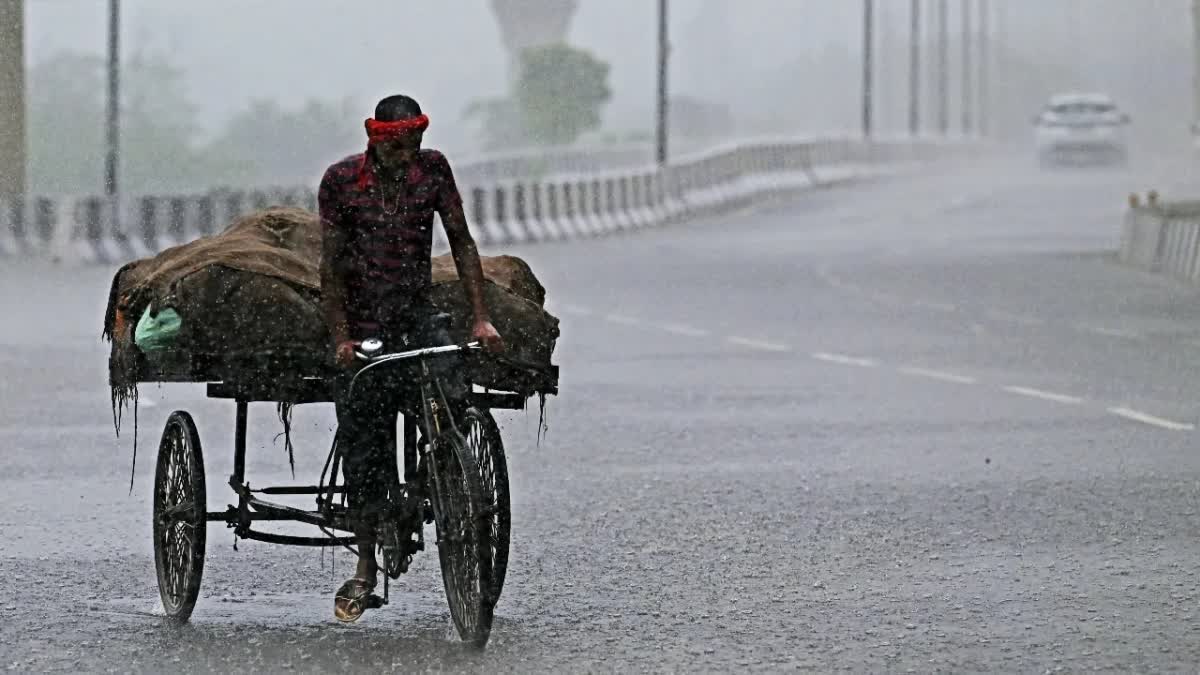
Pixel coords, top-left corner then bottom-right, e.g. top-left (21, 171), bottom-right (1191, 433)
top-left (119, 50), bottom-right (240, 193)
top-left (464, 42), bottom-right (611, 149)
top-left (462, 97), bottom-right (526, 151)
top-left (515, 43), bottom-right (611, 145)
top-left (205, 98), bottom-right (361, 187)
top-left (26, 49), bottom-right (239, 195)
top-left (27, 48), bottom-right (360, 194)
top-left (26, 52), bottom-right (106, 194)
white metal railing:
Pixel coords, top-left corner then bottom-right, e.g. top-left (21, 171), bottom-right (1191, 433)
top-left (1120, 195), bottom-right (1200, 282)
top-left (0, 136), bottom-right (969, 265)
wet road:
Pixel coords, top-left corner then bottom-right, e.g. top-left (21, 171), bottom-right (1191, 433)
top-left (4, 152), bottom-right (1200, 672)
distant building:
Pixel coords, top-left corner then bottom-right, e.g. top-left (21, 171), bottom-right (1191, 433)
top-left (490, 0), bottom-right (579, 85)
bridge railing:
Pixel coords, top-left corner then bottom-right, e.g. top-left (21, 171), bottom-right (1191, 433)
top-left (0, 135), bottom-right (970, 265)
top-left (1120, 194), bottom-right (1200, 282)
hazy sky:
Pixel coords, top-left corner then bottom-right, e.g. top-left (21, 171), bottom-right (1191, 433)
top-left (21, 0), bottom-right (1195, 153)
top-left (22, 1), bottom-right (860, 150)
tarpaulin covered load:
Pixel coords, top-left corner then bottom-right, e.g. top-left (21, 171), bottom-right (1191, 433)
top-left (103, 207), bottom-right (560, 411)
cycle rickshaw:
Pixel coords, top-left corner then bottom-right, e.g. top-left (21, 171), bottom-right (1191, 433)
top-left (141, 326), bottom-right (557, 647)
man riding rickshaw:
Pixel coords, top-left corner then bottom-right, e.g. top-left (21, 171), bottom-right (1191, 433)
top-left (319, 93), bottom-right (502, 622)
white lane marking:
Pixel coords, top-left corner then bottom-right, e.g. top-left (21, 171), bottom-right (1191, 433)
top-left (985, 310), bottom-right (1045, 326)
top-left (560, 304), bottom-right (710, 338)
top-left (818, 264), bottom-right (959, 314)
top-left (604, 313), bottom-right (642, 326)
top-left (898, 366), bottom-right (977, 384)
top-left (868, 292), bottom-right (908, 307)
top-left (654, 322), bottom-right (710, 338)
top-left (815, 267), bottom-right (907, 307)
top-left (1107, 407), bottom-right (1196, 432)
top-left (561, 304), bottom-right (1188, 432)
top-left (812, 352), bottom-right (879, 368)
top-left (1076, 325), bottom-right (1142, 340)
top-left (1002, 386), bottom-right (1084, 405)
top-left (913, 300), bottom-right (957, 313)
top-left (560, 304), bottom-right (593, 317)
top-left (726, 336), bottom-right (791, 352)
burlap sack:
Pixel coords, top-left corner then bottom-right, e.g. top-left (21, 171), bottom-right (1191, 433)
top-left (104, 208), bottom-right (558, 402)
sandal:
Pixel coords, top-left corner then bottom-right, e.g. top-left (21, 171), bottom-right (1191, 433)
top-left (334, 577), bottom-right (377, 623)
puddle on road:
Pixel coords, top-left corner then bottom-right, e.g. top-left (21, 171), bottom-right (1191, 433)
top-left (89, 592), bottom-right (542, 665)
top-left (100, 588), bottom-right (457, 626)
top-left (96, 591), bottom-right (532, 638)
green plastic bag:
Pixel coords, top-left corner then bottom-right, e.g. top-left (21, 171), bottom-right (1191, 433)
top-left (134, 306), bottom-right (182, 352)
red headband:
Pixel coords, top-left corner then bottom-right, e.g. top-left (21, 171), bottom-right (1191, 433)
top-left (365, 115), bottom-right (430, 146)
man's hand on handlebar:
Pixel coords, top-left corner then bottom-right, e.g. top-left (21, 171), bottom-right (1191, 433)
top-left (335, 340), bottom-right (359, 368)
top-left (472, 320), bottom-right (504, 353)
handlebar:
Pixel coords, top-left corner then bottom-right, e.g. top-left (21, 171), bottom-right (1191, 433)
top-left (354, 341), bottom-right (482, 364)
top-left (347, 341), bottom-right (482, 399)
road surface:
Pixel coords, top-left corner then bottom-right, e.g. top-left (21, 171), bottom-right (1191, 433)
top-left (3, 151), bottom-right (1200, 672)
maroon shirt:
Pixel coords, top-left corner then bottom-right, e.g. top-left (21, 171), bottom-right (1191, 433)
top-left (318, 149), bottom-right (463, 336)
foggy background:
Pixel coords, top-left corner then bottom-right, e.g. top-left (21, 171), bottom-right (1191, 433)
top-left (20, 0), bottom-right (1195, 194)
top-left (11, 3), bottom-right (1200, 670)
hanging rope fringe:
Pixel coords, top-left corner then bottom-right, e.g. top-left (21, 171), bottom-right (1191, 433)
top-left (275, 402), bottom-right (296, 478)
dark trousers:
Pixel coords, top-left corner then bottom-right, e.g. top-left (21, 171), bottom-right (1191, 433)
top-left (335, 312), bottom-right (466, 524)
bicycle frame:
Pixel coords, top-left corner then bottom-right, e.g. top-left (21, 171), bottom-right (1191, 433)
top-left (355, 342), bottom-right (481, 550)
top-left (149, 325), bottom-right (538, 637)
top-left (204, 343), bottom-right (483, 551)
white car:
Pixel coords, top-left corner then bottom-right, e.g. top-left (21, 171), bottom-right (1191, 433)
top-left (1033, 93), bottom-right (1131, 167)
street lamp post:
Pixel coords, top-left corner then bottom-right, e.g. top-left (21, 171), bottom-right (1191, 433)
top-left (656, 0), bottom-right (669, 166)
top-left (909, 0), bottom-right (921, 136)
top-left (0, 0), bottom-right (26, 200)
top-left (1192, 0), bottom-right (1200, 145)
top-left (937, 0), bottom-right (949, 136)
top-left (862, 0), bottom-right (874, 138)
top-left (106, 0), bottom-right (121, 232)
top-left (961, 0), bottom-right (972, 135)
top-left (978, 0), bottom-right (988, 136)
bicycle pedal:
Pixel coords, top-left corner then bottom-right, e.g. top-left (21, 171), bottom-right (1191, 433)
top-left (383, 551), bottom-right (412, 579)
top-left (366, 594), bottom-right (388, 609)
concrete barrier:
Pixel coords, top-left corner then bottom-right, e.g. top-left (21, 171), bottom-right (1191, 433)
top-left (1, 136), bottom-right (967, 266)
top-left (527, 182), bottom-right (561, 240)
top-left (1120, 196), bottom-right (1200, 282)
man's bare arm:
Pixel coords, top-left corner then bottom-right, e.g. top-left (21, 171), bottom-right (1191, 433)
top-left (320, 224), bottom-right (351, 346)
top-left (318, 172), bottom-right (352, 349)
top-left (434, 151), bottom-right (501, 350)
top-left (441, 201), bottom-right (491, 326)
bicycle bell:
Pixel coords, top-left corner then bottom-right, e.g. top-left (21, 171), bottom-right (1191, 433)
top-left (361, 338), bottom-right (385, 356)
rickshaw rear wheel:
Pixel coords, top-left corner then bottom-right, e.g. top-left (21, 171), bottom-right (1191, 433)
top-left (153, 411), bottom-right (207, 622)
